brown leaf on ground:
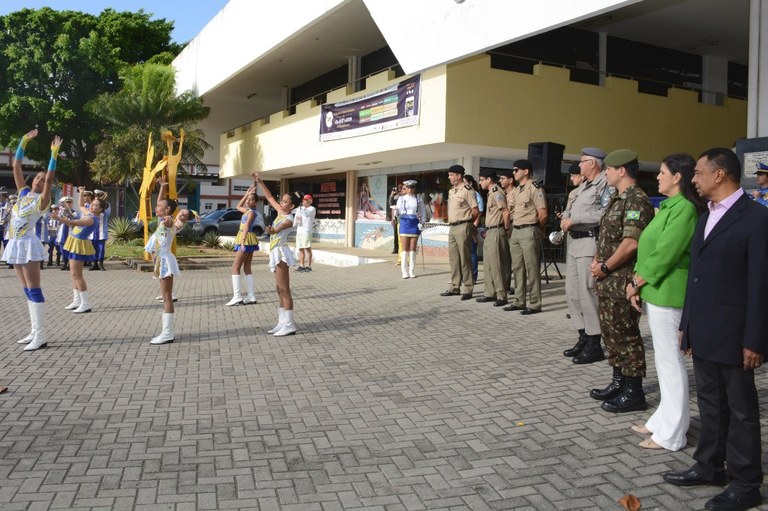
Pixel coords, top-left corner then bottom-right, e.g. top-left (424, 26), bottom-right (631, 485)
top-left (619, 494), bottom-right (641, 511)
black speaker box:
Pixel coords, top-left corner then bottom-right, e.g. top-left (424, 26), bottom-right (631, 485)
top-left (527, 142), bottom-right (565, 190)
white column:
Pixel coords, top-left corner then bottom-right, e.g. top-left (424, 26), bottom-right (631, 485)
top-left (702, 55), bottom-right (727, 106)
top-left (457, 156), bottom-right (481, 178)
top-left (748, 0), bottom-right (768, 137)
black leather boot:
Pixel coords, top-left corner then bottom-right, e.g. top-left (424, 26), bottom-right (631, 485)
top-left (572, 334), bottom-right (605, 364)
top-left (55, 253), bottom-right (60, 266)
top-left (590, 366), bottom-right (623, 400)
top-left (98, 260), bottom-right (106, 271)
top-left (61, 260), bottom-right (69, 271)
top-left (563, 329), bottom-right (587, 357)
top-left (47, 253), bottom-right (53, 266)
top-left (601, 376), bottom-right (647, 413)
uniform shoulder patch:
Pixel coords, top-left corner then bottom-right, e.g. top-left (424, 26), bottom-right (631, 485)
top-left (532, 181), bottom-right (541, 189)
top-left (626, 210), bottom-right (640, 220)
top-left (464, 184), bottom-right (472, 190)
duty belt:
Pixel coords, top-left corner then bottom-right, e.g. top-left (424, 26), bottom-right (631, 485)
top-left (569, 228), bottom-right (599, 239)
top-left (512, 223), bottom-right (537, 229)
top-left (486, 224), bottom-right (506, 230)
top-left (448, 219), bottom-right (472, 226)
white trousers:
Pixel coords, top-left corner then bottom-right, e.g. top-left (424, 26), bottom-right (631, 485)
top-left (644, 302), bottom-right (690, 451)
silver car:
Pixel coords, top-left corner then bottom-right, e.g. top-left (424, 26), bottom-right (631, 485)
top-left (191, 208), bottom-right (265, 236)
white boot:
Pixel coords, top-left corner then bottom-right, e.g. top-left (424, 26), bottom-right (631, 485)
top-left (24, 302), bottom-right (47, 351)
top-left (74, 291), bottom-right (91, 313)
top-left (401, 251), bottom-right (408, 279)
top-left (150, 312), bottom-right (175, 345)
top-left (225, 275), bottom-right (243, 306)
top-left (242, 274), bottom-right (257, 304)
top-left (64, 289), bottom-right (80, 310)
top-left (273, 309), bottom-right (297, 337)
top-left (267, 308), bottom-right (285, 334)
top-left (408, 251), bottom-right (416, 278)
top-left (18, 301), bottom-right (35, 344)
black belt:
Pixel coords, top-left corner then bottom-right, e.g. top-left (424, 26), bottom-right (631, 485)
top-left (569, 228), bottom-right (599, 239)
top-left (449, 219), bottom-right (472, 226)
top-left (486, 224), bottom-right (506, 231)
top-left (512, 223), bottom-right (537, 229)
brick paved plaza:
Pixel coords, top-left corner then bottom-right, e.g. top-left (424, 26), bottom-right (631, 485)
top-left (1, 249), bottom-right (766, 510)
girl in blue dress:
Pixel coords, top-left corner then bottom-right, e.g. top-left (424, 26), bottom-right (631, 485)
top-left (225, 185), bottom-right (261, 306)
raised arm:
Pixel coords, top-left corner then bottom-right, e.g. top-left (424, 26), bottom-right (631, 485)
top-left (251, 172), bottom-right (281, 211)
top-left (12, 129), bottom-right (39, 190)
top-left (40, 136), bottom-right (62, 210)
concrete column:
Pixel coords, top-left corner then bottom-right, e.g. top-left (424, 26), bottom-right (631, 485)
top-left (346, 170), bottom-right (357, 247)
top-left (598, 31), bottom-right (607, 87)
top-left (748, 0), bottom-right (768, 137)
top-left (457, 156), bottom-right (481, 177)
top-left (702, 55), bottom-right (727, 106)
top-left (348, 56), bottom-right (362, 93)
top-left (281, 86), bottom-right (290, 110)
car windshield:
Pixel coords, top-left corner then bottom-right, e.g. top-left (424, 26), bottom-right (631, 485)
top-left (200, 210), bottom-right (227, 221)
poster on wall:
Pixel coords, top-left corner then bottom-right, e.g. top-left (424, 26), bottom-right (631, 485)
top-left (320, 75), bottom-right (420, 142)
top-left (357, 176), bottom-right (388, 221)
top-left (313, 179), bottom-right (346, 220)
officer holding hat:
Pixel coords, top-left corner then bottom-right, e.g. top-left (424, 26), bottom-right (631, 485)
top-left (589, 149), bottom-right (654, 413)
top-left (505, 159), bottom-right (547, 315)
top-left (440, 164), bottom-right (479, 299)
top-left (475, 168), bottom-right (511, 306)
top-left (561, 148), bottom-right (613, 364)
top-left (751, 162), bottom-right (768, 207)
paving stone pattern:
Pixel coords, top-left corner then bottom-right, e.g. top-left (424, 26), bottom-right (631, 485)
top-left (1, 250), bottom-right (766, 510)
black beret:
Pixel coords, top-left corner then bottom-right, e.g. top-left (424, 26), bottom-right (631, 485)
top-left (447, 164), bottom-right (465, 175)
top-left (479, 168), bottom-right (497, 178)
top-left (513, 159), bottom-right (533, 170)
top-left (568, 162), bottom-right (581, 174)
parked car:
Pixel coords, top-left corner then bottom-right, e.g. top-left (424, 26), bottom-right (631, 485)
top-left (191, 208), bottom-right (265, 236)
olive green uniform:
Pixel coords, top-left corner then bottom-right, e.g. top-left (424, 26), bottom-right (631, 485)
top-left (483, 184), bottom-right (511, 300)
top-left (447, 184), bottom-right (478, 294)
top-left (594, 184), bottom-right (654, 377)
top-left (509, 181), bottom-right (546, 310)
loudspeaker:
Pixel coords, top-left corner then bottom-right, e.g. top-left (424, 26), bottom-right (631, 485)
top-left (527, 142), bottom-right (565, 191)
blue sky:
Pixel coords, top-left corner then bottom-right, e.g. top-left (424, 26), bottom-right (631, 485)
top-left (0, 0), bottom-right (230, 43)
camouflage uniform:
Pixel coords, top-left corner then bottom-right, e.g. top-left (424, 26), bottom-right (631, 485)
top-left (594, 184), bottom-right (654, 377)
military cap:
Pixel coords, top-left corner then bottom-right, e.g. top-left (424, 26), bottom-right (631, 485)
top-left (479, 168), bottom-right (497, 178)
top-left (447, 164), bottom-right (465, 175)
top-left (756, 162), bottom-right (768, 174)
top-left (403, 179), bottom-right (417, 186)
top-left (59, 196), bottom-right (73, 203)
top-left (513, 159), bottom-right (533, 170)
top-left (82, 190), bottom-right (94, 197)
top-left (0, 188), bottom-right (7, 196)
top-left (581, 147), bottom-right (607, 159)
top-left (604, 149), bottom-right (638, 167)
top-left (497, 168), bottom-right (515, 178)
top-left (568, 162), bottom-right (581, 174)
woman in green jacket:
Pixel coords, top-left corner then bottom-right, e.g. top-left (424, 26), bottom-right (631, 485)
top-left (626, 153), bottom-right (705, 451)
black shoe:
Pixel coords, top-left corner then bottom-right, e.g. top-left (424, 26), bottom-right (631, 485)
top-left (440, 290), bottom-right (460, 297)
top-left (564, 331), bottom-right (588, 357)
top-left (663, 467), bottom-right (727, 487)
top-left (705, 488), bottom-right (762, 510)
top-left (590, 366), bottom-right (624, 401)
top-left (503, 304), bottom-right (525, 312)
top-left (521, 308), bottom-right (541, 315)
top-left (573, 335), bottom-right (605, 364)
top-left (476, 296), bottom-right (495, 303)
top-left (89, 264), bottom-right (99, 271)
top-left (493, 300), bottom-right (508, 307)
top-left (460, 293), bottom-right (473, 301)
top-left (601, 376), bottom-right (647, 413)
top-left (98, 261), bottom-right (106, 271)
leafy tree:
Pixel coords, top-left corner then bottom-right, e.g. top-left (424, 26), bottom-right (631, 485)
top-left (89, 63), bottom-right (211, 185)
top-left (0, 8), bottom-right (181, 185)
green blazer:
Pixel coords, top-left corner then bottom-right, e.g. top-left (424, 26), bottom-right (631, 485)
top-left (635, 194), bottom-right (699, 308)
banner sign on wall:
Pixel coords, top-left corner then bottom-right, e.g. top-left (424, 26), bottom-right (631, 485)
top-left (320, 74), bottom-right (420, 142)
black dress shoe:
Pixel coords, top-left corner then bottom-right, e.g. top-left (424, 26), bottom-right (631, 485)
top-left (705, 488), bottom-right (762, 510)
top-left (493, 300), bottom-right (508, 307)
top-left (663, 467), bottom-right (727, 487)
top-left (521, 308), bottom-right (541, 315)
top-left (460, 293), bottom-right (472, 301)
top-left (503, 304), bottom-right (525, 312)
top-left (476, 296), bottom-right (495, 303)
top-left (440, 290), bottom-right (460, 296)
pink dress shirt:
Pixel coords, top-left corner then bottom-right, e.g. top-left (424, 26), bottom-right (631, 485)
top-left (703, 188), bottom-right (744, 239)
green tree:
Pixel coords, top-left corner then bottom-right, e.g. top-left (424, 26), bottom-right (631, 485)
top-left (89, 63), bottom-right (211, 185)
top-left (0, 8), bottom-right (181, 184)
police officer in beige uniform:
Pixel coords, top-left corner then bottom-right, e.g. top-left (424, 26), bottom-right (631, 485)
top-left (440, 165), bottom-right (479, 300)
top-left (475, 168), bottom-right (511, 306)
top-left (498, 168), bottom-right (517, 294)
top-left (561, 148), bottom-right (614, 364)
top-left (505, 159), bottom-right (548, 314)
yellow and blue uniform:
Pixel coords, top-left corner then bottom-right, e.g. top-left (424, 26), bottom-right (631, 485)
top-left (62, 214), bottom-right (99, 261)
top-left (234, 209), bottom-right (260, 253)
top-left (1, 187), bottom-right (49, 264)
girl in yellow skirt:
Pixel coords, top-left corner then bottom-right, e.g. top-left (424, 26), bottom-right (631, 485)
top-left (225, 184), bottom-right (261, 306)
top-left (52, 197), bottom-right (107, 314)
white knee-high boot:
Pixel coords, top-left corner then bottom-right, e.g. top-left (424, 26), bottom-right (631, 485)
top-left (150, 312), bottom-right (175, 345)
top-left (225, 275), bottom-right (243, 306)
top-left (242, 274), bottom-right (257, 304)
top-left (408, 251), bottom-right (416, 278)
top-left (18, 301), bottom-right (36, 344)
top-left (24, 302), bottom-right (47, 351)
top-left (401, 251), bottom-right (408, 279)
top-left (274, 309), bottom-right (297, 337)
top-left (267, 308), bottom-right (285, 334)
top-left (64, 289), bottom-right (80, 310)
top-left (74, 291), bottom-right (91, 313)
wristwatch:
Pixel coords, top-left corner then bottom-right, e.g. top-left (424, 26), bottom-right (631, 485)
top-left (600, 262), bottom-right (610, 275)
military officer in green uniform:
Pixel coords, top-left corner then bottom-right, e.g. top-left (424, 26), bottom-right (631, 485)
top-left (505, 159), bottom-right (547, 315)
top-left (589, 149), bottom-right (655, 413)
top-left (561, 148), bottom-right (614, 364)
top-left (440, 164), bottom-right (479, 300)
top-left (475, 168), bottom-right (511, 306)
